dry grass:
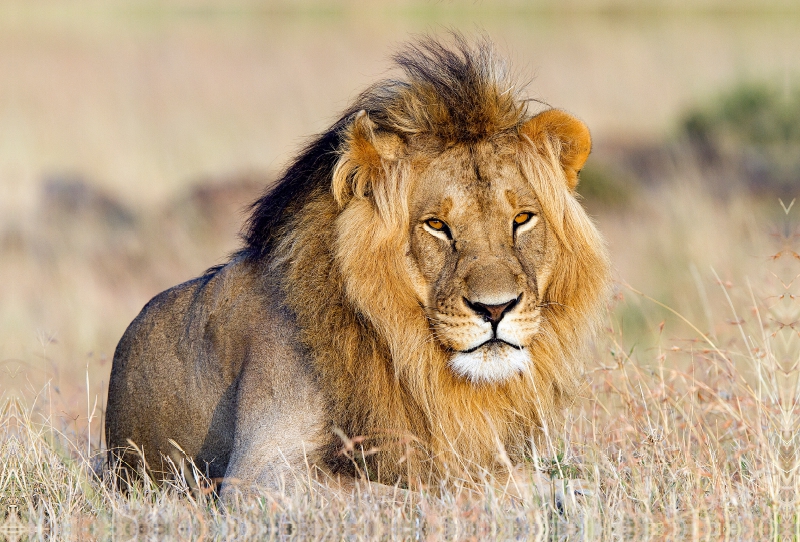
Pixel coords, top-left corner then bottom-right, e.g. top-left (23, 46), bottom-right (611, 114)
top-left (2, 174), bottom-right (798, 539)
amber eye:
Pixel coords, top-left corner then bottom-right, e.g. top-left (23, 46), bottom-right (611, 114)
top-left (423, 217), bottom-right (452, 240)
top-left (425, 218), bottom-right (445, 231)
top-left (514, 212), bottom-right (533, 226)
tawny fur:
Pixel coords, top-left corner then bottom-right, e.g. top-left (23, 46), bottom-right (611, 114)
top-left (105, 35), bottom-right (610, 491)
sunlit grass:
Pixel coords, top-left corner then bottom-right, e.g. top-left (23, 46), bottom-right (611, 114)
top-left (1, 193), bottom-right (797, 540)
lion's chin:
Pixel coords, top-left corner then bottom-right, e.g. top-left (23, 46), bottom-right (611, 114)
top-left (449, 344), bottom-right (531, 384)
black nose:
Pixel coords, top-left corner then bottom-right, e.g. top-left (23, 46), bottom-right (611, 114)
top-left (465, 296), bottom-right (519, 325)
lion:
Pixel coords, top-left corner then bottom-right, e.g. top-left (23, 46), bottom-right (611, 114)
top-left (105, 36), bottom-right (610, 496)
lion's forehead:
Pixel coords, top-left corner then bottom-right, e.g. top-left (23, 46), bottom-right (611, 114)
top-left (410, 144), bottom-right (539, 222)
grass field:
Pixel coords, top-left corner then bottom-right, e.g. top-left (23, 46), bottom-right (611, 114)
top-left (2, 4), bottom-right (799, 539)
top-left (5, 181), bottom-right (797, 539)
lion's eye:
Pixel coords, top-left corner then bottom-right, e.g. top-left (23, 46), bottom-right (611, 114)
top-left (514, 212), bottom-right (533, 226)
top-left (426, 218), bottom-right (445, 231)
top-left (423, 218), bottom-right (452, 240)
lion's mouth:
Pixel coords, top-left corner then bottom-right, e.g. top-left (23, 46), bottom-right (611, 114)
top-left (457, 338), bottom-right (523, 354)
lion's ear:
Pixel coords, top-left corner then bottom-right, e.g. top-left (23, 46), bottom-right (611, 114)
top-left (519, 109), bottom-right (591, 191)
top-left (333, 110), bottom-right (406, 206)
top-left (351, 110), bottom-right (405, 162)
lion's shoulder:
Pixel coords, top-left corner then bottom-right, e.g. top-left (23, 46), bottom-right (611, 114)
top-left (116, 257), bottom-right (281, 367)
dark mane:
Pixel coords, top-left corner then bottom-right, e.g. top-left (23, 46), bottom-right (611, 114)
top-left (241, 121), bottom-right (347, 260)
top-left (243, 35), bottom-right (526, 258)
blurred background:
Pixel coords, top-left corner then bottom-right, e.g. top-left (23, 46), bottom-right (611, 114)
top-left (1, 0), bottom-right (798, 438)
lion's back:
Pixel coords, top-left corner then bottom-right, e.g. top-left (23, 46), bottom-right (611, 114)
top-left (105, 259), bottom-right (271, 479)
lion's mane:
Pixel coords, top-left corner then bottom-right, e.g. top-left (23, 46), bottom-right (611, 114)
top-left (240, 36), bottom-right (610, 484)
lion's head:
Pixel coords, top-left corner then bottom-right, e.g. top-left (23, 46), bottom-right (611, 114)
top-left (244, 36), bottom-right (610, 480)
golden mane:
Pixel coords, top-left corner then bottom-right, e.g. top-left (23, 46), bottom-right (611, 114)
top-left (245, 36), bottom-right (610, 484)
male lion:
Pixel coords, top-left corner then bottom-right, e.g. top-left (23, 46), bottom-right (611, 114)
top-left (105, 37), bottom-right (610, 495)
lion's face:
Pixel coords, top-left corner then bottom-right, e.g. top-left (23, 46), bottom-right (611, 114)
top-left (334, 108), bottom-right (598, 387)
top-left (405, 140), bottom-right (555, 384)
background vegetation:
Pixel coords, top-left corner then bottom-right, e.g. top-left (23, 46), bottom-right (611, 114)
top-left (1, 1), bottom-right (798, 539)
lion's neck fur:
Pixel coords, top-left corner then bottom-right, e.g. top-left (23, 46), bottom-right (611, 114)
top-left (241, 36), bottom-right (613, 485)
top-left (268, 186), bottom-right (590, 485)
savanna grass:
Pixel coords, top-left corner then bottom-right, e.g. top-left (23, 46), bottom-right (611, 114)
top-left (1, 197), bottom-right (798, 540)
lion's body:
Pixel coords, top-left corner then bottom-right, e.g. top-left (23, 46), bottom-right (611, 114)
top-left (106, 37), bottom-right (610, 492)
top-left (106, 257), bottom-right (327, 487)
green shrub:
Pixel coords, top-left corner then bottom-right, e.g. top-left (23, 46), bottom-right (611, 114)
top-left (576, 163), bottom-right (634, 208)
top-left (682, 81), bottom-right (800, 194)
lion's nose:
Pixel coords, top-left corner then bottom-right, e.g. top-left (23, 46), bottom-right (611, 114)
top-left (465, 296), bottom-right (519, 325)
